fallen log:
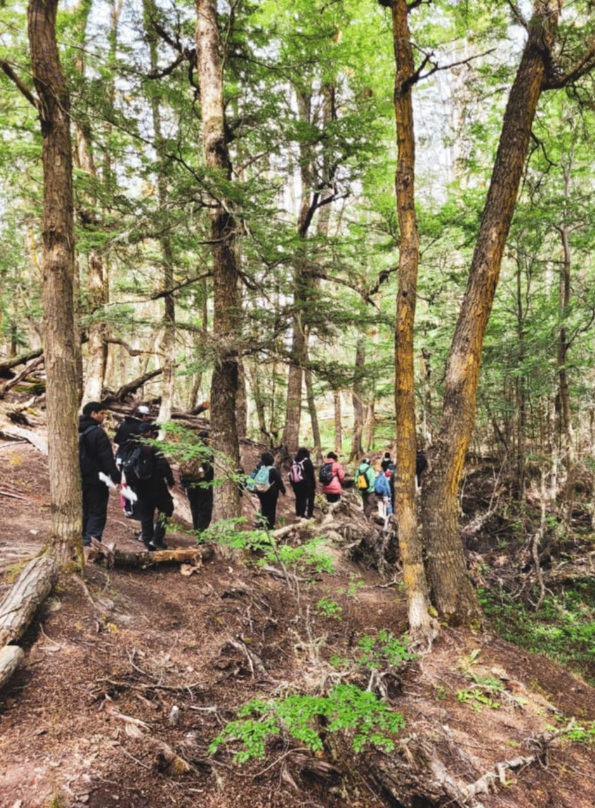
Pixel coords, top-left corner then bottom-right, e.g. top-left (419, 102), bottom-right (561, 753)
top-left (88, 540), bottom-right (214, 570)
top-left (0, 348), bottom-right (43, 377)
top-left (103, 368), bottom-right (163, 403)
top-left (0, 646), bottom-right (25, 690)
top-left (0, 555), bottom-right (58, 647)
top-left (0, 355), bottom-right (45, 400)
top-left (0, 425), bottom-right (48, 455)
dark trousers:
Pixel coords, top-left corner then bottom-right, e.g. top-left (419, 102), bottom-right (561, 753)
top-left (256, 492), bottom-right (278, 530)
top-left (136, 496), bottom-right (173, 548)
top-left (294, 486), bottom-right (315, 519)
top-left (325, 492), bottom-right (340, 504)
top-left (82, 484), bottom-right (109, 545)
top-left (361, 491), bottom-right (374, 518)
top-left (187, 487), bottom-right (213, 532)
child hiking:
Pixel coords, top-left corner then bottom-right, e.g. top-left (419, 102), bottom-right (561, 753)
top-left (288, 447), bottom-right (316, 519)
top-left (319, 452), bottom-right (345, 503)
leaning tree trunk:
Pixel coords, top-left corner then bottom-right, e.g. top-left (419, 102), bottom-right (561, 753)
top-left (422, 1), bottom-right (562, 624)
top-left (196, 0), bottom-right (241, 520)
top-left (28, 0), bottom-right (83, 569)
top-left (390, 0), bottom-right (434, 641)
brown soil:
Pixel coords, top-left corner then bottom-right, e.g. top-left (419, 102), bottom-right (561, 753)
top-left (2, 444), bottom-right (595, 808)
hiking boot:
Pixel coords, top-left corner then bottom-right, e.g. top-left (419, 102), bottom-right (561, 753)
top-left (149, 541), bottom-right (167, 551)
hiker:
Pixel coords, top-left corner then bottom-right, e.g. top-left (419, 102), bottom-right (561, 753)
top-left (355, 457), bottom-right (376, 518)
top-left (416, 450), bottom-right (428, 488)
top-left (381, 452), bottom-right (395, 475)
top-left (374, 466), bottom-right (392, 522)
top-left (114, 404), bottom-right (153, 447)
top-left (319, 452), bottom-right (345, 503)
top-left (288, 447), bottom-right (316, 519)
top-left (79, 401), bottom-right (121, 546)
top-left (248, 451), bottom-right (286, 530)
top-left (126, 422), bottom-right (175, 551)
top-left (180, 431), bottom-right (214, 533)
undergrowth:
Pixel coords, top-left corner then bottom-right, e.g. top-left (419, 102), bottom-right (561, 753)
top-left (480, 581), bottom-right (595, 684)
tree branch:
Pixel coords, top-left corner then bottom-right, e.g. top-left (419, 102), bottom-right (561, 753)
top-left (543, 42), bottom-right (595, 90)
top-left (148, 271), bottom-right (212, 300)
top-left (505, 0), bottom-right (528, 30)
top-left (0, 61), bottom-right (39, 109)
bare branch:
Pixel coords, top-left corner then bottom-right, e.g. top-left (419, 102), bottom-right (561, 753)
top-left (505, 0), bottom-right (528, 30)
top-left (0, 61), bottom-right (39, 109)
top-left (147, 52), bottom-right (185, 79)
top-left (148, 271), bottom-right (212, 300)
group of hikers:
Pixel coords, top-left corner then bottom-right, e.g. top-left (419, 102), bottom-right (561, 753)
top-left (79, 401), bottom-right (214, 551)
top-left (79, 400), bottom-right (429, 548)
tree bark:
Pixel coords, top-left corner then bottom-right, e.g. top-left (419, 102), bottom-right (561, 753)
top-left (333, 389), bottom-right (342, 453)
top-left (196, 0), bottom-right (241, 520)
top-left (144, 0), bottom-right (176, 424)
top-left (75, 0), bottom-right (109, 405)
top-left (28, 0), bottom-right (84, 569)
top-left (389, 0), bottom-right (434, 641)
top-left (350, 338), bottom-right (365, 461)
top-left (304, 337), bottom-right (322, 462)
top-left (0, 646), bottom-right (25, 692)
top-left (421, 1), bottom-right (562, 624)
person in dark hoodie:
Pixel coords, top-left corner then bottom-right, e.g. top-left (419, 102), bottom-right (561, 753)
top-left (288, 447), bottom-right (316, 519)
top-left (248, 451), bottom-right (286, 530)
top-left (79, 401), bottom-right (120, 546)
top-left (180, 431), bottom-right (214, 534)
top-left (114, 404), bottom-right (153, 448)
top-left (128, 422), bottom-right (176, 550)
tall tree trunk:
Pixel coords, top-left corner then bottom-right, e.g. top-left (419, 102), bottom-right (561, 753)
top-left (334, 390), bottom-right (342, 454)
top-left (350, 337), bottom-right (365, 462)
top-left (75, 0), bottom-right (109, 404)
top-left (304, 337), bottom-right (322, 462)
top-left (196, 0), bottom-right (241, 519)
top-left (389, 0), bottom-right (433, 641)
top-left (237, 360), bottom-right (247, 440)
top-left (515, 253), bottom-right (526, 499)
top-left (28, 0), bottom-right (83, 569)
top-left (421, 1), bottom-right (562, 624)
top-left (144, 0), bottom-right (176, 424)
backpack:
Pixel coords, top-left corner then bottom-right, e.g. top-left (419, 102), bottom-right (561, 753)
top-left (288, 459), bottom-right (305, 485)
top-left (247, 465), bottom-right (272, 494)
top-left (357, 464), bottom-right (370, 491)
top-left (79, 425), bottom-right (99, 474)
top-left (318, 461), bottom-right (334, 485)
top-left (374, 473), bottom-right (388, 495)
top-left (179, 456), bottom-right (207, 482)
top-left (120, 444), bottom-right (155, 485)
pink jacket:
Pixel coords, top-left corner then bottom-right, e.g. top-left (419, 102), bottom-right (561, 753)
top-left (321, 459), bottom-right (345, 494)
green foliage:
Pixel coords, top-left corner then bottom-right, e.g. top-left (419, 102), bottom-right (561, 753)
top-left (480, 583), bottom-right (595, 684)
top-left (208, 684), bottom-right (405, 762)
top-left (357, 630), bottom-right (415, 670)
top-left (315, 596), bottom-right (342, 619)
top-left (456, 687), bottom-right (501, 712)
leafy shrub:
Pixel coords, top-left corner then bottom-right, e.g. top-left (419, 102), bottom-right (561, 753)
top-left (209, 684), bottom-right (406, 762)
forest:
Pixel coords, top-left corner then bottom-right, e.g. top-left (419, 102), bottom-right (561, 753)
top-left (2, 0), bottom-right (595, 806)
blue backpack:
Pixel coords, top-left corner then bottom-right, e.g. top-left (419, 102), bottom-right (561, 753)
top-left (374, 472), bottom-right (390, 496)
top-left (247, 465), bottom-right (272, 494)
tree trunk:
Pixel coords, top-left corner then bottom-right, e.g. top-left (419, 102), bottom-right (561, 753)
top-left (237, 360), bottom-right (248, 440)
top-left (350, 339), bottom-right (365, 461)
top-left (334, 390), bottom-right (342, 453)
top-left (144, 0), bottom-right (176, 424)
top-left (390, 0), bottom-right (433, 641)
top-left (421, 1), bottom-right (561, 624)
top-left (196, 0), bottom-right (241, 520)
top-left (515, 252), bottom-right (526, 499)
top-left (304, 337), bottom-right (322, 462)
top-left (28, 0), bottom-right (84, 569)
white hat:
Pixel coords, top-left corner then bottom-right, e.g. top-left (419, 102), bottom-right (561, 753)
top-left (136, 405), bottom-right (150, 415)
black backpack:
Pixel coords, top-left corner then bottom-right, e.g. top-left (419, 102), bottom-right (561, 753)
top-left (79, 425), bottom-right (99, 474)
top-left (318, 461), bottom-right (334, 485)
top-left (120, 444), bottom-right (155, 485)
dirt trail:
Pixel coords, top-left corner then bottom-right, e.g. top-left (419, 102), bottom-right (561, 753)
top-left (1, 445), bottom-right (595, 808)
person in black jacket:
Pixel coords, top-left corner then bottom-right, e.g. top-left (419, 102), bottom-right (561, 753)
top-left (388, 450), bottom-right (429, 511)
top-left (289, 447), bottom-right (316, 519)
top-left (251, 451), bottom-right (286, 530)
top-left (114, 405), bottom-right (153, 448)
top-left (128, 423), bottom-right (176, 550)
top-left (180, 431), bottom-right (214, 534)
top-left (79, 401), bottom-right (120, 546)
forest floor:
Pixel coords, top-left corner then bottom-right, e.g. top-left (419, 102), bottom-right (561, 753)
top-left (2, 445), bottom-right (595, 807)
